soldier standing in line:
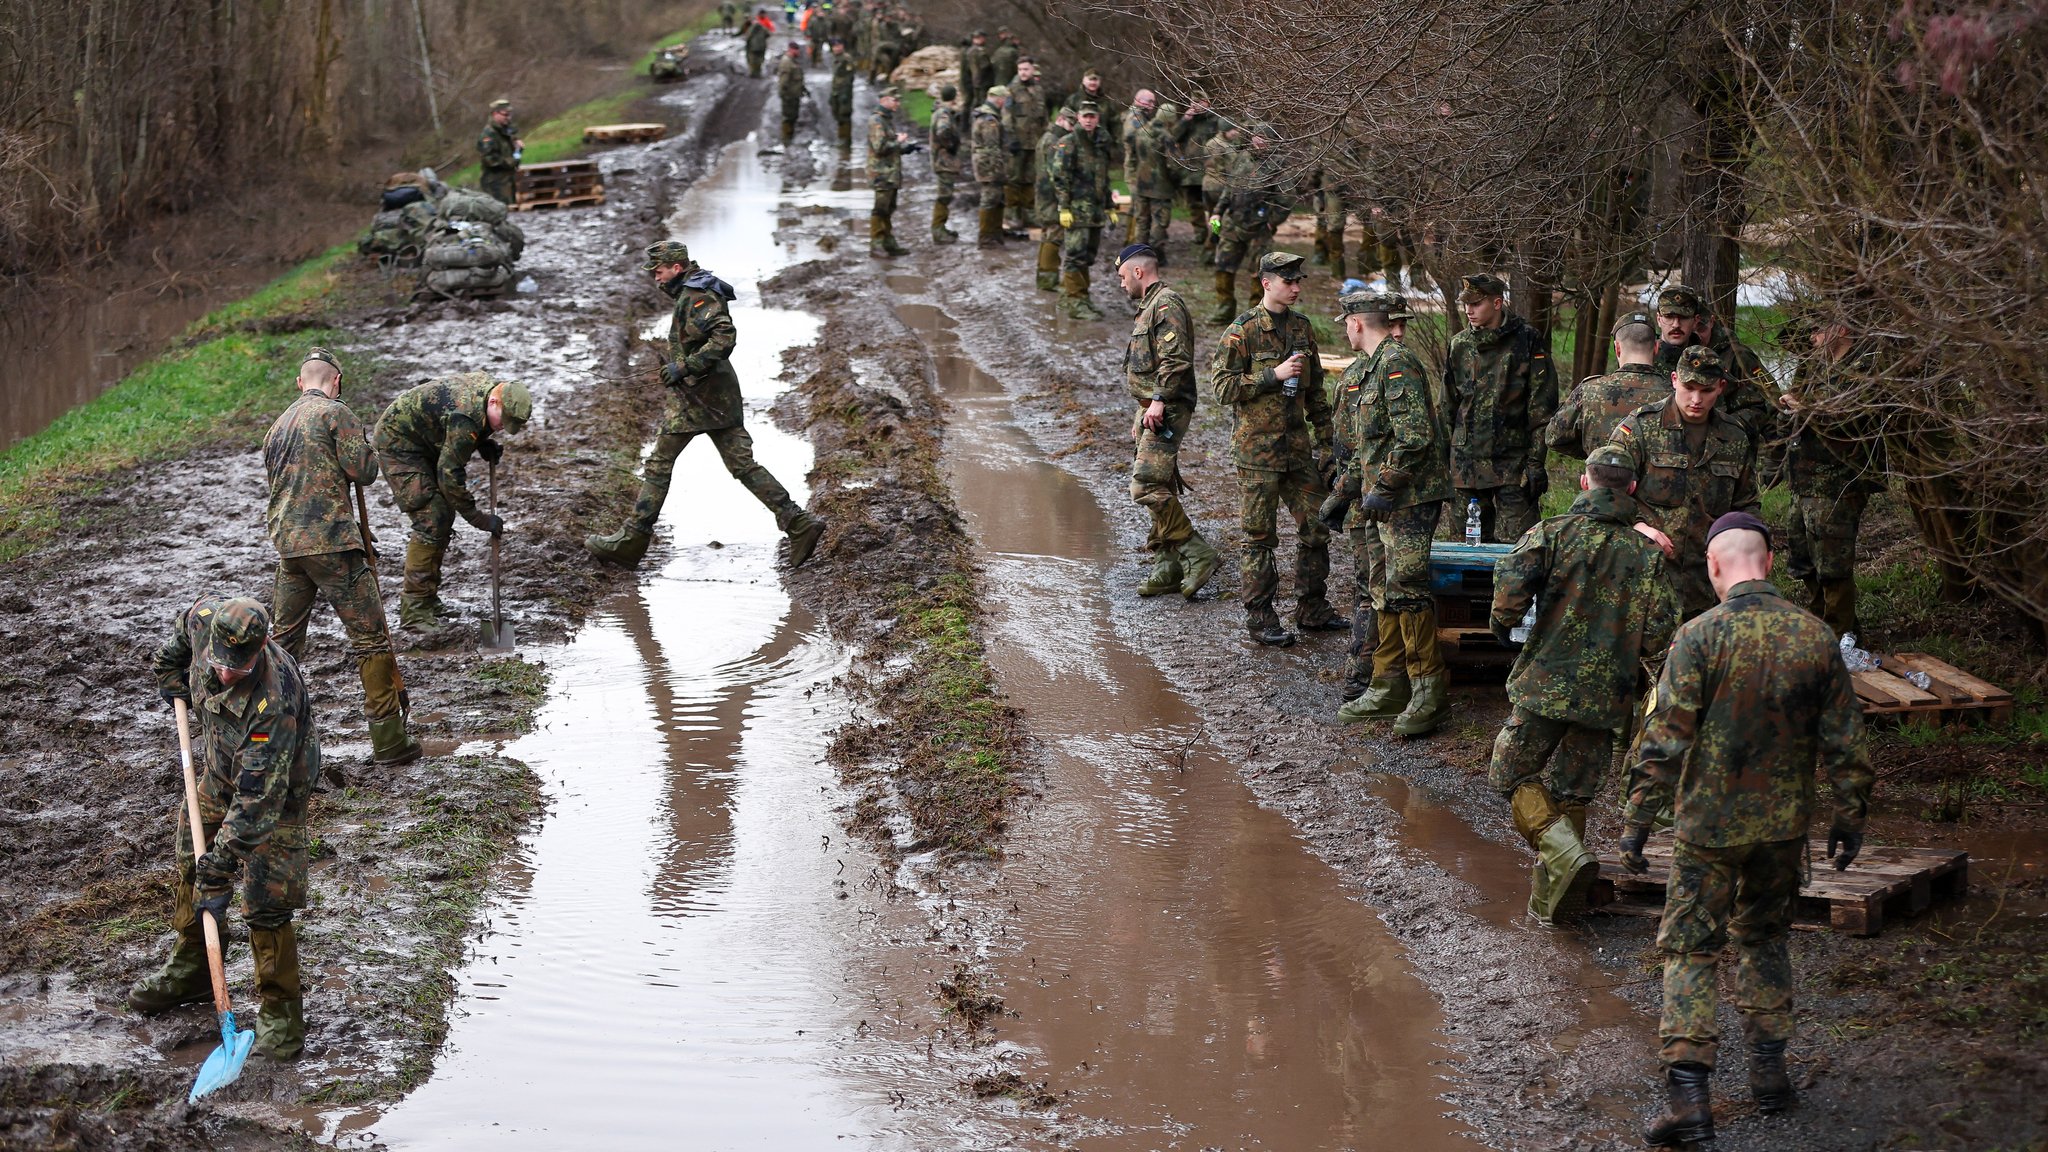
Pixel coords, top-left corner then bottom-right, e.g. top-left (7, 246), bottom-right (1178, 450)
top-left (1051, 101), bottom-right (1115, 319)
top-left (586, 242), bottom-right (826, 568)
top-left (1031, 107), bottom-right (1076, 291)
top-left (262, 349), bottom-right (421, 769)
top-left (806, 1), bottom-right (827, 63)
top-left (1547, 311), bottom-right (1669, 461)
top-left (872, 12), bottom-right (902, 81)
top-left (1210, 252), bottom-right (1345, 647)
top-left (1621, 512), bottom-right (1874, 1147)
top-left (971, 85), bottom-right (1011, 247)
top-left (1445, 272), bottom-right (1559, 543)
top-left (776, 41), bottom-right (806, 143)
top-left (130, 598), bottom-right (316, 1063)
top-left (1208, 128), bottom-right (1293, 325)
top-left (990, 27), bottom-right (1020, 87)
top-left (1331, 291), bottom-right (1454, 736)
top-left (1062, 69), bottom-right (1116, 139)
top-left (1130, 102), bottom-right (1179, 260)
top-left (1605, 345), bottom-right (1762, 621)
top-left (1177, 100), bottom-right (1223, 264)
top-left (1199, 120), bottom-right (1240, 270)
top-left (1001, 57), bottom-right (1049, 238)
top-left (828, 39), bottom-right (856, 147)
top-left (372, 373), bottom-right (529, 632)
top-left (744, 9), bottom-right (773, 77)
top-left (1486, 445), bottom-right (1677, 925)
top-left (866, 86), bottom-right (912, 257)
top-left (476, 99), bottom-right (523, 205)
top-left (928, 83), bottom-right (963, 244)
top-left (1118, 243), bottom-right (1220, 600)
top-left (1781, 317), bottom-right (1887, 638)
top-left (962, 30), bottom-right (992, 112)
top-left (1319, 291), bottom-right (1391, 702)
top-left (1650, 284), bottom-right (1774, 439)
top-left (1120, 89), bottom-right (1158, 242)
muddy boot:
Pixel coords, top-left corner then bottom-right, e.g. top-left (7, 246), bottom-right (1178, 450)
top-left (126, 891), bottom-right (210, 1015)
top-left (1035, 242), bottom-right (1061, 292)
top-left (1207, 271), bottom-right (1237, 325)
top-left (1071, 269), bottom-right (1105, 319)
top-left (1295, 603), bottom-right (1350, 632)
top-left (1179, 532), bottom-right (1220, 599)
top-left (1337, 675), bottom-right (1408, 724)
top-left (1059, 270), bottom-right (1100, 320)
top-left (1527, 806), bottom-right (1600, 924)
top-left (977, 203), bottom-right (1004, 248)
top-left (785, 515), bottom-right (827, 569)
top-left (932, 198), bottom-right (958, 244)
top-left (1818, 577), bottom-right (1859, 641)
top-left (1138, 551), bottom-right (1184, 597)
top-left (1749, 1039), bottom-right (1795, 1114)
top-left (1393, 673), bottom-right (1448, 737)
top-left (883, 221), bottom-right (910, 257)
top-left (1247, 611), bottom-right (1296, 647)
top-left (1646, 1062), bottom-right (1715, 1147)
top-left (398, 538), bottom-right (448, 630)
top-left (868, 214), bottom-right (891, 259)
top-left (584, 525), bottom-right (652, 566)
top-left (250, 924), bottom-right (304, 1062)
top-left (367, 712), bottom-right (423, 768)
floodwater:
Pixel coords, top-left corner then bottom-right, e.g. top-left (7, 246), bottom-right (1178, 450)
top-left (893, 292), bottom-right (1476, 1149)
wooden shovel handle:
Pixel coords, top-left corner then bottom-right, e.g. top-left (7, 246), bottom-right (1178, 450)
top-left (174, 699), bottom-right (234, 1016)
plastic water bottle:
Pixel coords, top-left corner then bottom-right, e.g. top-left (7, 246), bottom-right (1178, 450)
top-left (1509, 600), bottom-right (1537, 645)
top-left (1464, 499), bottom-right (1482, 546)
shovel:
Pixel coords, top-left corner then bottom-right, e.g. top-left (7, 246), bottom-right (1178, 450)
top-left (479, 459), bottom-right (516, 651)
top-left (174, 698), bottom-right (255, 1103)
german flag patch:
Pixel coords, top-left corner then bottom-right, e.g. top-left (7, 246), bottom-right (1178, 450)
top-left (249, 732), bottom-right (270, 744)
top-left (1388, 371), bottom-right (1405, 379)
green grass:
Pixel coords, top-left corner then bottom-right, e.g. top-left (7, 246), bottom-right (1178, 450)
top-left (901, 90), bottom-right (934, 129)
top-left (639, 9), bottom-right (723, 73)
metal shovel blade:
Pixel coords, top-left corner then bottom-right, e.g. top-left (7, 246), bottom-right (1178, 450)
top-left (479, 615), bottom-right (516, 651)
top-left (188, 1010), bottom-right (255, 1103)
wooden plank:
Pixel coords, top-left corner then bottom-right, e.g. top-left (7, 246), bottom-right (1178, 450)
top-left (511, 193), bottom-right (606, 212)
top-left (1889, 653), bottom-right (2011, 704)
top-left (1853, 668), bottom-right (1939, 710)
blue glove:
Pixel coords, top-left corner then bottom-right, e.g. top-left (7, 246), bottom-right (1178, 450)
top-left (660, 361), bottom-right (687, 387)
top-left (194, 888), bottom-right (232, 923)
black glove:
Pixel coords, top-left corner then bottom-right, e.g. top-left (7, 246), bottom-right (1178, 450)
top-left (660, 361), bottom-right (687, 387)
top-left (1619, 825), bottom-right (1651, 875)
top-left (194, 888), bottom-right (232, 923)
top-left (1316, 490), bottom-right (1351, 531)
top-left (161, 687), bottom-right (190, 708)
top-left (480, 513), bottom-right (506, 537)
top-left (477, 438), bottom-right (503, 465)
top-left (1360, 489), bottom-right (1396, 522)
top-left (1827, 821), bottom-right (1863, 871)
top-left (1318, 454), bottom-right (1340, 489)
top-left (1524, 462), bottom-right (1549, 503)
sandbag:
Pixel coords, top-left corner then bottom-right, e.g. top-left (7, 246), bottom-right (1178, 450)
top-left (423, 265), bottom-right (512, 296)
top-left (423, 238), bottom-right (513, 270)
top-left (439, 188), bottom-right (508, 224)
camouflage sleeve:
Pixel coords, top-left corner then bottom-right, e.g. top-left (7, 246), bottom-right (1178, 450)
top-left (1442, 340), bottom-right (1467, 410)
top-left (1490, 522), bottom-right (1548, 634)
top-left (1154, 298), bottom-right (1194, 390)
top-left (1732, 430), bottom-right (1762, 515)
top-left (679, 295), bottom-right (738, 377)
top-left (1050, 138), bottom-right (1076, 208)
top-left (1547, 385), bottom-right (1587, 458)
top-left (335, 404), bottom-right (378, 487)
top-left (1640, 557), bottom-right (1680, 661)
top-left (151, 603), bottom-right (200, 701)
top-left (1624, 626), bottom-right (1703, 828)
top-left (1818, 653), bottom-right (1875, 831)
top-left (1529, 341), bottom-right (1560, 437)
top-left (438, 416), bottom-right (487, 528)
top-left (1605, 415), bottom-right (1648, 480)
top-left (209, 701), bottom-right (297, 868)
top-left (1208, 324), bottom-right (1264, 406)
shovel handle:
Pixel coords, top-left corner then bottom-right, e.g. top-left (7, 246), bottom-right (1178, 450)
top-left (174, 699), bottom-right (235, 1016)
top-left (488, 460), bottom-right (503, 633)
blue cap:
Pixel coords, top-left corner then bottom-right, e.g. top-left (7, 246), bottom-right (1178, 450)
top-left (1706, 511), bottom-right (1772, 549)
top-left (1115, 243), bottom-right (1159, 267)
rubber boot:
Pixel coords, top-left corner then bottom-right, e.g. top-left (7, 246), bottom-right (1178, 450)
top-left (1527, 808), bottom-right (1600, 924)
top-left (883, 218), bottom-right (910, 256)
top-left (585, 525), bottom-right (652, 566)
top-left (1646, 1062), bottom-right (1715, 1147)
top-left (1248, 615), bottom-right (1297, 647)
top-left (1207, 270), bottom-right (1237, 325)
top-left (1179, 532), bottom-right (1220, 599)
top-left (126, 887), bottom-right (209, 1014)
top-left (978, 203), bottom-right (1004, 247)
top-left (785, 515), bottom-right (827, 569)
top-left (1393, 674), bottom-right (1448, 737)
top-left (1060, 270), bottom-right (1101, 320)
top-left (398, 538), bottom-right (446, 630)
top-left (1138, 551), bottom-right (1184, 597)
top-left (1072, 267), bottom-right (1105, 319)
top-left (1749, 1039), bottom-right (1795, 1114)
top-left (1337, 676), bottom-right (1409, 724)
top-left (1819, 577), bottom-right (1859, 641)
top-left (250, 924), bottom-right (304, 1062)
top-left (1036, 242), bottom-right (1061, 292)
top-left (869, 213), bottom-right (891, 259)
top-left (932, 199), bottom-right (958, 244)
top-left (364, 711), bottom-right (421, 767)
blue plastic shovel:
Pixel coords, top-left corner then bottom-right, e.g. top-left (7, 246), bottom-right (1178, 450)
top-left (174, 699), bottom-right (256, 1103)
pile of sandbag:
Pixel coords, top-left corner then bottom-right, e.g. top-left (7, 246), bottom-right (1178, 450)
top-left (359, 170), bottom-right (527, 298)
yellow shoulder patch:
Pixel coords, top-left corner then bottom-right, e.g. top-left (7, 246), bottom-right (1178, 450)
top-left (256, 698), bottom-right (268, 713)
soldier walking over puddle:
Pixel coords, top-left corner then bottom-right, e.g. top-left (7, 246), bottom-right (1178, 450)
top-left (1620, 512), bottom-right (1874, 1147)
top-left (476, 99), bottom-right (523, 205)
top-left (1446, 273), bottom-right (1559, 543)
top-left (131, 598), bottom-right (317, 1063)
top-left (1486, 445), bottom-right (1676, 926)
top-left (263, 348), bottom-right (421, 769)
top-left (372, 373), bottom-right (530, 633)
top-left (587, 241), bottom-right (826, 568)
top-left (1117, 243), bottom-right (1219, 600)
top-left (1211, 252), bottom-right (1346, 647)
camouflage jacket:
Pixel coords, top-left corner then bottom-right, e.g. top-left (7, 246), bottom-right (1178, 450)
top-left (929, 103), bottom-right (963, 174)
top-left (1445, 314), bottom-right (1559, 488)
top-left (1784, 342), bottom-right (1887, 499)
top-left (1126, 281), bottom-right (1197, 408)
top-left (153, 601), bottom-right (316, 875)
top-left (1493, 486), bottom-right (1678, 727)
top-left (263, 391), bottom-right (379, 559)
top-left (963, 44), bottom-right (992, 95)
top-left (1217, 147), bottom-right (1291, 231)
top-left (1201, 131), bottom-right (1236, 196)
top-left (661, 269), bottom-right (745, 433)
top-left (830, 54), bottom-right (855, 114)
top-left (1034, 122), bottom-right (1068, 226)
top-left (1120, 101), bottom-right (1147, 173)
top-left (477, 121), bottom-right (518, 173)
top-left (1050, 124), bottom-right (1113, 225)
top-left (1625, 579), bottom-right (1875, 845)
top-left (1605, 398), bottom-right (1760, 574)
top-left (1003, 79), bottom-right (1050, 155)
top-left (1132, 111), bottom-right (1178, 200)
top-left (776, 53), bottom-right (806, 102)
top-left (971, 102), bottom-right (1007, 182)
top-left (1547, 362), bottom-right (1669, 461)
top-left (990, 43), bottom-right (1018, 86)
top-left (868, 106), bottom-right (905, 190)
top-left (1655, 330), bottom-right (1774, 437)
top-left (1174, 110), bottom-right (1219, 185)
top-left (373, 373), bottom-right (500, 531)
top-left (1210, 305), bottom-right (1330, 472)
top-left (1344, 336), bottom-right (1453, 507)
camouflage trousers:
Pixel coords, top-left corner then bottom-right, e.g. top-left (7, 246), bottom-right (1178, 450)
top-left (1237, 464), bottom-right (1332, 626)
top-left (271, 549), bottom-right (404, 722)
top-left (1368, 500), bottom-right (1443, 613)
top-left (1133, 195), bottom-right (1173, 250)
top-left (480, 168), bottom-right (516, 205)
top-left (1487, 706), bottom-right (1617, 805)
top-left (171, 805), bottom-right (311, 932)
top-left (1004, 148), bottom-right (1036, 228)
top-left (381, 463), bottom-right (460, 549)
top-left (1658, 836), bottom-right (1802, 1069)
top-left (633, 425), bottom-right (803, 534)
top-left (1061, 223), bottom-right (1102, 273)
top-left (1671, 558), bottom-right (1718, 623)
top-left (781, 93), bottom-right (802, 136)
top-left (932, 171), bottom-right (957, 223)
top-left (1130, 405), bottom-right (1194, 551)
top-left (1457, 483), bottom-right (1540, 545)
top-left (1785, 491), bottom-right (1865, 584)
top-left (746, 48), bottom-right (766, 76)
top-left (1343, 524), bottom-right (1383, 695)
top-left (1214, 220), bottom-right (1275, 276)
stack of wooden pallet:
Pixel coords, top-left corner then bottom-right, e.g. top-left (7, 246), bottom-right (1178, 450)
top-left (582, 123), bottom-right (666, 145)
top-left (513, 160), bottom-right (604, 211)
top-left (1851, 651), bottom-right (2013, 726)
top-left (1598, 838), bottom-right (1970, 936)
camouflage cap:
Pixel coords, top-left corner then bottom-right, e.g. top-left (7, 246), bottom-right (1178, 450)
top-left (1083, 69), bottom-right (1101, 81)
top-left (1674, 344), bottom-right (1724, 385)
top-left (204, 597), bottom-right (270, 672)
top-left (1458, 272), bottom-right (1508, 303)
top-left (1706, 510), bottom-right (1772, 549)
top-left (1076, 100), bottom-right (1100, 115)
top-left (301, 347), bottom-right (341, 372)
top-left (495, 379), bottom-right (533, 433)
top-left (490, 98), bottom-right (513, 111)
top-left (1053, 106), bottom-right (1076, 124)
top-left (878, 85), bottom-right (901, 100)
top-left (1586, 444), bottom-right (1635, 472)
top-left (641, 240), bottom-right (691, 270)
top-left (986, 84), bottom-right (1010, 99)
top-left (1612, 310), bottom-right (1655, 335)
top-left (1154, 102), bottom-right (1180, 120)
top-left (1257, 251), bottom-right (1307, 279)
top-left (1337, 290), bottom-right (1414, 321)
top-left (1656, 284), bottom-right (1702, 318)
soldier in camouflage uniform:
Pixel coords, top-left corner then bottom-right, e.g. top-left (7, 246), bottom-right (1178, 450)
top-left (1605, 346), bottom-right (1762, 621)
top-left (866, 86), bottom-right (911, 257)
top-left (1319, 292), bottom-right (1390, 701)
top-left (929, 84), bottom-right (963, 244)
top-left (721, 0), bottom-right (740, 33)
top-left (1117, 243), bottom-right (1219, 600)
top-left (1001, 58), bottom-right (1049, 235)
top-left (1782, 321), bottom-right (1887, 638)
top-left (476, 99), bottom-right (522, 205)
top-left (262, 349), bottom-right (420, 768)
top-left (1199, 121), bottom-right (1240, 270)
top-left (1031, 108), bottom-right (1075, 291)
top-left (1210, 252), bottom-right (1344, 647)
top-left (828, 39), bottom-right (855, 147)
top-left (372, 373), bottom-right (529, 631)
top-left (130, 598), bottom-right (317, 1062)
top-left (962, 30), bottom-right (992, 112)
top-left (1130, 102), bottom-right (1179, 258)
top-left (1315, 169), bottom-right (1349, 280)
top-left (1547, 310), bottom-right (1668, 461)
top-left (1177, 101), bottom-right (1222, 264)
top-left (1051, 101), bottom-right (1115, 319)
top-left (990, 27), bottom-right (1019, 87)
top-left (1208, 130), bottom-right (1293, 325)
top-left (1329, 292), bottom-right (1454, 736)
top-left (872, 12), bottom-right (902, 81)
top-left (586, 241), bottom-right (826, 568)
top-left (1651, 284), bottom-right (1775, 440)
top-left (1120, 90), bottom-right (1157, 241)
top-left (743, 9), bottom-right (772, 77)
top-left (971, 86), bottom-right (1010, 247)
top-left (1446, 273), bottom-right (1559, 543)
top-left (776, 41), bottom-right (806, 143)
top-left (1488, 445), bottom-right (1677, 924)
top-left (1620, 512), bottom-right (1874, 1147)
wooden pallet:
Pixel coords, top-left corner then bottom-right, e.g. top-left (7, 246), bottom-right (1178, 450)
top-left (1854, 652), bottom-right (2013, 726)
top-left (1597, 837), bottom-right (1969, 936)
top-left (511, 192), bottom-right (606, 212)
top-left (582, 122), bottom-right (667, 144)
top-left (515, 160), bottom-right (603, 202)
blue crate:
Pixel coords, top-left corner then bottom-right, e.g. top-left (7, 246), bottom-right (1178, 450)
top-left (1429, 542), bottom-right (1514, 595)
